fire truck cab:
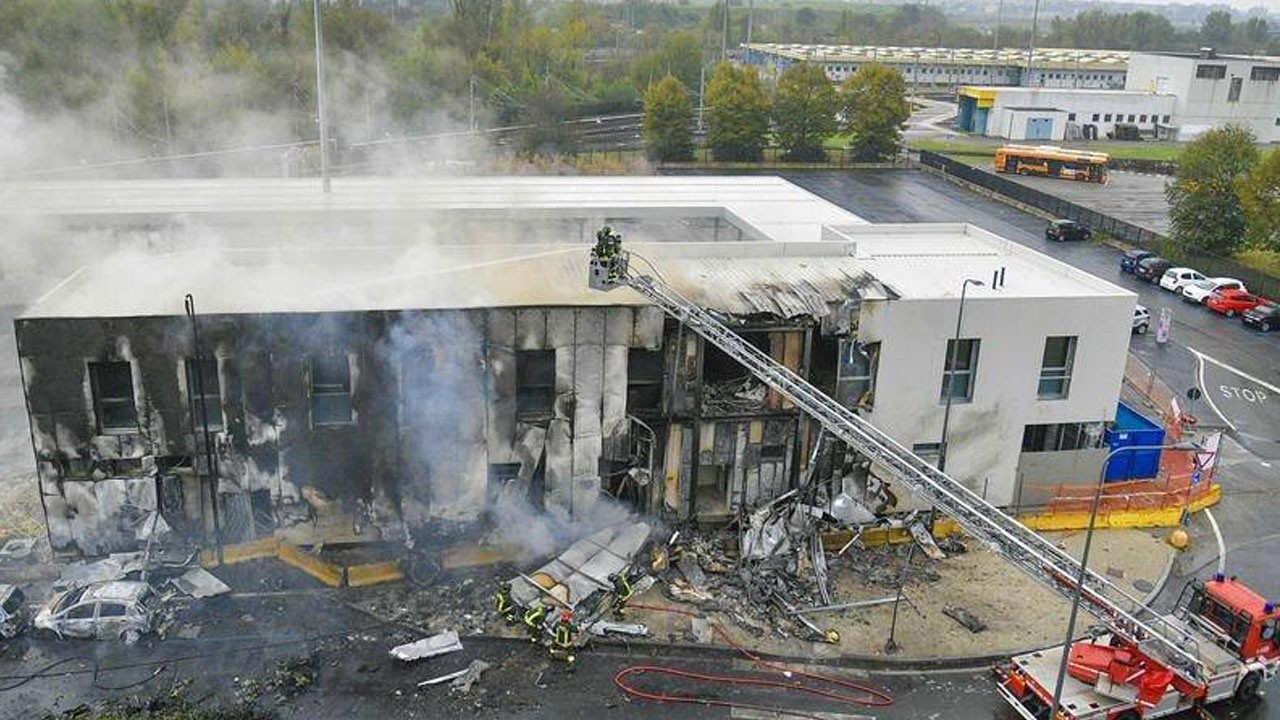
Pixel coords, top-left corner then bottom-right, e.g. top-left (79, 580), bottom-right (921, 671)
top-left (999, 574), bottom-right (1279, 719)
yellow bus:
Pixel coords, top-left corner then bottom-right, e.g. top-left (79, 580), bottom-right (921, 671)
top-left (993, 145), bottom-right (1110, 184)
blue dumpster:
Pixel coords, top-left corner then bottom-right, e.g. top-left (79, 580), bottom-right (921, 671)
top-left (1103, 402), bottom-right (1165, 482)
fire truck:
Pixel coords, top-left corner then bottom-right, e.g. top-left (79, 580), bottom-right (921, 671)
top-left (586, 227), bottom-right (1278, 719)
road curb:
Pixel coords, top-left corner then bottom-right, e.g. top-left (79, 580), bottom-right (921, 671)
top-left (1141, 547), bottom-right (1178, 607)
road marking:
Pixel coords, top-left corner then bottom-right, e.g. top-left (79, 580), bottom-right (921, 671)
top-left (1187, 347), bottom-right (1280, 395)
top-left (1193, 352), bottom-right (1237, 431)
top-left (1205, 508), bottom-right (1226, 577)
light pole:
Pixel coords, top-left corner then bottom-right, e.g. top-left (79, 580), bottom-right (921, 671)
top-left (1047, 438), bottom-right (1203, 717)
top-left (938, 278), bottom-right (984, 473)
top-left (312, 0), bottom-right (330, 193)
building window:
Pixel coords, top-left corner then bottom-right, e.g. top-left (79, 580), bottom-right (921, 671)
top-left (1104, 113), bottom-right (1112, 122)
top-left (310, 355), bottom-right (353, 426)
top-left (1196, 64), bottom-right (1226, 80)
top-left (90, 361), bottom-right (137, 433)
top-left (839, 340), bottom-right (880, 408)
top-left (1038, 336), bottom-right (1076, 400)
top-left (516, 350), bottom-right (556, 418)
top-left (940, 338), bottom-right (980, 403)
top-left (1021, 422), bottom-right (1103, 452)
top-left (1091, 113), bottom-right (1100, 122)
top-left (1250, 66), bottom-right (1280, 82)
top-left (1068, 113), bottom-right (1077, 121)
top-left (185, 358), bottom-right (222, 431)
top-left (1139, 114), bottom-right (1148, 123)
top-left (1227, 77), bottom-right (1242, 102)
top-left (627, 349), bottom-right (663, 414)
top-left (1163, 115), bottom-right (1171, 123)
top-left (1127, 114), bottom-right (1135, 122)
top-left (911, 442), bottom-right (942, 466)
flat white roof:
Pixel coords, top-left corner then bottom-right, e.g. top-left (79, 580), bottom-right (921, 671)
top-left (0, 176), bottom-right (868, 244)
top-left (747, 43), bottom-right (1131, 70)
top-left (23, 224), bottom-right (1132, 320)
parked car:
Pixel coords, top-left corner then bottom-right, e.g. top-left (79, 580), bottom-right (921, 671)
top-left (1134, 256), bottom-right (1173, 282)
top-left (34, 581), bottom-right (159, 644)
top-left (1181, 277), bottom-right (1245, 304)
top-left (1132, 305), bottom-right (1150, 334)
top-left (1159, 267), bottom-right (1207, 292)
top-left (1205, 289), bottom-right (1265, 317)
top-left (1242, 302), bottom-right (1280, 332)
top-left (1045, 219), bottom-right (1091, 242)
top-left (1120, 248), bottom-right (1154, 274)
top-left (0, 585), bottom-right (26, 639)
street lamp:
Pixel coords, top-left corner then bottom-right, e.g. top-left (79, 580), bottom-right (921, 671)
top-left (1047, 438), bottom-right (1203, 717)
top-left (938, 278), bottom-right (984, 473)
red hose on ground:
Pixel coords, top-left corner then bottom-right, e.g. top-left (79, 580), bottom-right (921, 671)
top-left (613, 602), bottom-right (893, 719)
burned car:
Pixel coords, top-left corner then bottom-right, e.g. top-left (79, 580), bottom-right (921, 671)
top-left (34, 581), bottom-right (159, 644)
top-left (0, 585), bottom-right (26, 638)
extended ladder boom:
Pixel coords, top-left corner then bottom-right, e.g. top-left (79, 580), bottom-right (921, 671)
top-left (588, 231), bottom-right (1207, 684)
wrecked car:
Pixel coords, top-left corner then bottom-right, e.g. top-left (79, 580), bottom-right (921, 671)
top-left (0, 584), bottom-right (26, 638)
top-left (34, 581), bottom-right (159, 644)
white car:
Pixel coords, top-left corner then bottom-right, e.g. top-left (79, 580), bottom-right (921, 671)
top-left (34, 581), bottom-right (159, 644)
top-left (1181, 277), bottom-right (1245, 304)
top-left (1159, 267), bottom-right (1206, 293)
top-left (1133, 305), bottom-right (1150, 334)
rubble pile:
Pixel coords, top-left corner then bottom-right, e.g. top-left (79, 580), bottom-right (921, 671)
top-left (702, 376), bottom-right (768, 414)
top-left (234, 655), bottom-right (318, 705)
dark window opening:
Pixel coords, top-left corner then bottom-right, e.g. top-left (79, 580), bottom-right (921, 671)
top-left (67, 604), bottom-right (95, 620)
top-left (1251, 66), bottom-right (1280, 82)
top-left (185, 358), bottom-right (222, 431)
top-left (627, 349), bottom-right (664, 414)
top-left (1139, 114), bottom-right (1148, 123)
top-left (912, 442), bottom-right (942, 466)
top-left (98, 603), bottom-right (126, 618)
top-left (1163, 115), bottom-right (1171, 123)
top-left (839, 340), bottom-right (879, 409)
top-left (1091, 113), bottom-right (1100, 121)
top-left (702, 331), bottom-right (771, 415)
top-left (1038, 336), bottom-right (1077, 400)
top-left (310, 355), bottom-right (353, 426)
top-left (1021, 422), bottom-right (1103, 452)
top-left (1196, 64), bottom-right (1226, 80)
top-left (940, 338), bottom-right (980, 403)
top-left (90, 361), bottom-right (137, 433)
top-left (250, 489), bottom-right (274, 536)
top-left (760, 443), bottom-right (787, 460)
top-left (1104, 113), bottom-right (1113, 122)
top-left (516, 350), bottom-right (556, 418)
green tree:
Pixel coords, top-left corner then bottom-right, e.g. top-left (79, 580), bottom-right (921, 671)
top-left (840, 62), bottom-right (910, 162)
top-left (772, 62), bottom-right (837, 162)
top-left (642, 75), bottom-right (694, 162)
top-left (1166, 124), bottom-right (1260, 255)
top-left (1239, 147), bottom-right (1280, 252)
top-left (703, 62), bottom-right (771, 162)
top-left (1200, 10), bottom-right (1233, 50)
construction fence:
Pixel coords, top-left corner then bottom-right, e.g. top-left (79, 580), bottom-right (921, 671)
top-left (917, 150), bottom-right (1280, 300)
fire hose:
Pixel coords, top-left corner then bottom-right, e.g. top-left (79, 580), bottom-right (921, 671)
top-left (613, 602), bottom-right (893, 719)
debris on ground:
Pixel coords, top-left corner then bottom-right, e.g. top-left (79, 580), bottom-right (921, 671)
top-left (170, 567), bottom-right (231, 598)
top-left (389, 629), bottom-right (462, 661)
top-left (587, 620), bottom-right (648, 637)
top-left (447, 658), bottom-right (490, 694)
top-left (0, 537), bottom-right (37, 562)
top-left (235, 655), bottom-right (318, 704)
top-left (908, 518), bottom-right (946, 560)
top-left (942, 605), bottom-right (987, 633)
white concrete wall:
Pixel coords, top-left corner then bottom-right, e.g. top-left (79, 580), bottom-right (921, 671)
top-left (855, 292), bottom-right (1134, 507)
top-left (990, 109), bottom-right (1069, 141)
top-left (1127, 53), bottom-right (1280, 142)
top-left (983, 89), bottom-right (1176, 139)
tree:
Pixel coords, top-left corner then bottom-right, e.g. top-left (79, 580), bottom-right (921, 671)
top-left (1200, 10), bottom-right (1233, 50)
top-left (642, 75), bottom-right (694, 162)
top-left (703, 62), bottom-right (771, 162)
top-left (840, 62), bottom-right (910, 162)
top-left (1239, 147), bottom-right (1280, 252)
top-left (1166, 124), bottom-right (1259, 255)
top-left (772, 62), bottom-right (837, 162)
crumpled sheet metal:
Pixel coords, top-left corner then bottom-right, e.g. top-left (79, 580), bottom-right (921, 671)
top-left (390, 629), bottom-right (463, 661)
top-left (509, 521), bottom-right (651, 610)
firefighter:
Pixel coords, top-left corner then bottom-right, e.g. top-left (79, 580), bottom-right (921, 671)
top-left (550, 609), bottom-right (577, 664)
top-left (609, 572), bottom-right (634, 618)
top-left (522, 603), bottom-right (548, 644)
top-left (493, 581), bottom-right (516, 624)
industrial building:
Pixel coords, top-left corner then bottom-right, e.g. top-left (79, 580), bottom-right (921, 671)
top-left (6, 177), bottom-right (1134, 556)
top-left (743, 44), bottom-right (1130, 90)
top-left (955, 50), bottom-right (1280, 141)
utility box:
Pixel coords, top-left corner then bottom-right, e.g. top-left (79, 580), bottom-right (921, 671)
top-left (1103, 402), bottom-right (1165, 481)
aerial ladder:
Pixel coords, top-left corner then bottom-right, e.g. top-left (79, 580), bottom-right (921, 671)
top-left (588, 227), bottom-right (1278, 718)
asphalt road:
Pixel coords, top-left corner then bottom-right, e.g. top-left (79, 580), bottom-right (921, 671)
top-left (998, 169), bottom-right (1172, 235)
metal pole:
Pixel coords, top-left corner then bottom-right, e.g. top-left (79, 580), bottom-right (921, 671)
top-left (1025, 0), bottom-right (1040, 87)
top-left (938, 279), bottom-right (983, 473)
top-left (721, 0), bottom-right (729, 62)
top-left (312, 0), bottom-right (331, 193)
top-left (746, 0), bottom-right (754, 46)
top-left (184, 294), bottom-right (223, 564)
top-left (1047, 441), bottom-right (1196, 717)
top-left (993, 0), bottom-right (1003, 51)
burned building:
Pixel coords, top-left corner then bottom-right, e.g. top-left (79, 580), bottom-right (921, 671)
top-left (6, 177), bottom-right (1135, 556)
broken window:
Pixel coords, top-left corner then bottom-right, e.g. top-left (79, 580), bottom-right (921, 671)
top-left (627, 349), bottom-right (664, 414)
top-left (89, 361), bottom-right (137, 433)
top-left (1038, 336), bottom-right (1076, 400)
top-left (940, 339), bottom-right (979, 403)
top-left (185, 358), bottom-right (222, 431)
top-left (98, 603), bottom-right (126, 618)
top-left (516, 350), bottom-right (555, 418)
top-left (310, 355), bottom-right (353, 426)
top-left (838, 340), bottom-right (879, 409)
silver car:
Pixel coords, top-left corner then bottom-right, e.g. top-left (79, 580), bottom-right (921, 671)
top-left (0, 585), bottom-right (26, 638)
top-left (34, 581), bottom-right (158, 644)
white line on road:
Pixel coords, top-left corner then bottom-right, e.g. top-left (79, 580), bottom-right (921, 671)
top-left (1193, 352), bottom-right (1237, 431)
top-left (1205, 508), bottom-right (1226, 577)
top-left (1187, 346), bottom-right (1280, 395)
